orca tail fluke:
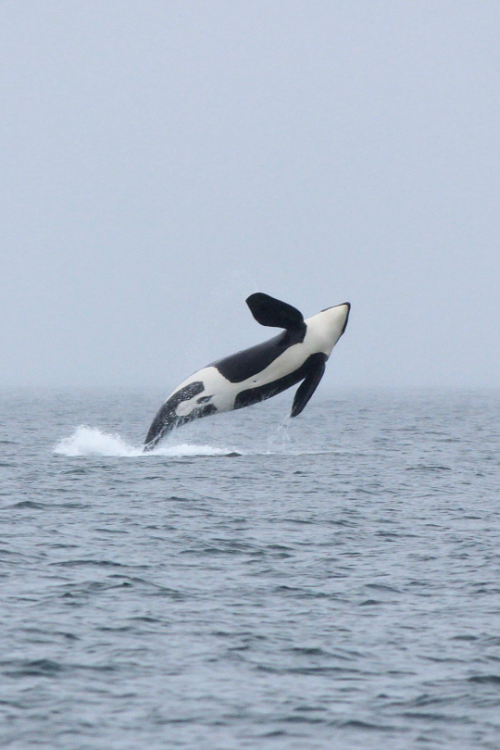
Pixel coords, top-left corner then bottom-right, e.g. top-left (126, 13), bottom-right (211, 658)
top-left (143, 403), bottom-right (177, 451)
top-left (143, 428), bottom-right (165, 452)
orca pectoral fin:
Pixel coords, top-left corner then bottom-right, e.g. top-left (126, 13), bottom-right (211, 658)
top-left (246, 293), bottom-right (304, 329)
top-left (290, 357), bottom-right (326, 418)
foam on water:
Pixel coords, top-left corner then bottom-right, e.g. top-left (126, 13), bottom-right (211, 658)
top-left (7, 390), bottom-right (500, 750)
top-left (53, 426), bottom-right (239, 458)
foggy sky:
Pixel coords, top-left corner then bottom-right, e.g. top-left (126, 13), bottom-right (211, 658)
top-left (1, 1), bottom-right (499, 391)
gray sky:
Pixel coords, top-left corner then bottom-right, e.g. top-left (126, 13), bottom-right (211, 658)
top-left (1, 1), bottom-right (499, 390)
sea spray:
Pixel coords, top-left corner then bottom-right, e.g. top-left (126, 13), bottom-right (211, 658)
top-left (266, 413), bottom-right (292, 453)
top-left (54, 426), bottom-right (239, 458)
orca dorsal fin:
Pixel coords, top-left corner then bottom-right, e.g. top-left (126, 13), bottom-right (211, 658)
top-left (246, 293), bottom-right (304, 329)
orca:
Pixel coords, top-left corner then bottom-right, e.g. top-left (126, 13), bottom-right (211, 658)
top-left (144, 293), bottom-right (350, 450)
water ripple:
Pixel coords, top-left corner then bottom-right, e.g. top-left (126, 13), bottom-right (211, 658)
top-left (1, 389), bottom-right (499, 749)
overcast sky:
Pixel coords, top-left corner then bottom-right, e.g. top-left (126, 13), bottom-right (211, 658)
top-left (1, 1), bottom-right (499, 390)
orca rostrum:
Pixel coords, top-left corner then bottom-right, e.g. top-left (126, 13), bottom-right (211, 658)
top-left (144, 293), bottom-right (350, 450)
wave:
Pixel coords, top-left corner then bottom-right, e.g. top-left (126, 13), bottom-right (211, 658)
top-left (53, 426), bottom-right (240, 458)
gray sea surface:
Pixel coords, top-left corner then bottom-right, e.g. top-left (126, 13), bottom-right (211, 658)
top-left (1, 387), bottom-right (500, 749)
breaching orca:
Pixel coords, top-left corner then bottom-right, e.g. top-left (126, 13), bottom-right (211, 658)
top-left (144, 293), bottom-right (350, 450)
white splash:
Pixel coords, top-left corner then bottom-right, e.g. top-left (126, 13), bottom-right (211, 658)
top-left (53, 426), bottom-right (239, 458)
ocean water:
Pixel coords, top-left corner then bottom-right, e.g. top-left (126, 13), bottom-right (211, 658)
top-left (1, 387), bottom-right (500, 750)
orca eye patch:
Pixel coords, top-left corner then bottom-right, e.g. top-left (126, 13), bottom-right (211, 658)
top-left (143, 292), bottom-right (350, 451)
top-left (197, 395), bottom-right (213, 404)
